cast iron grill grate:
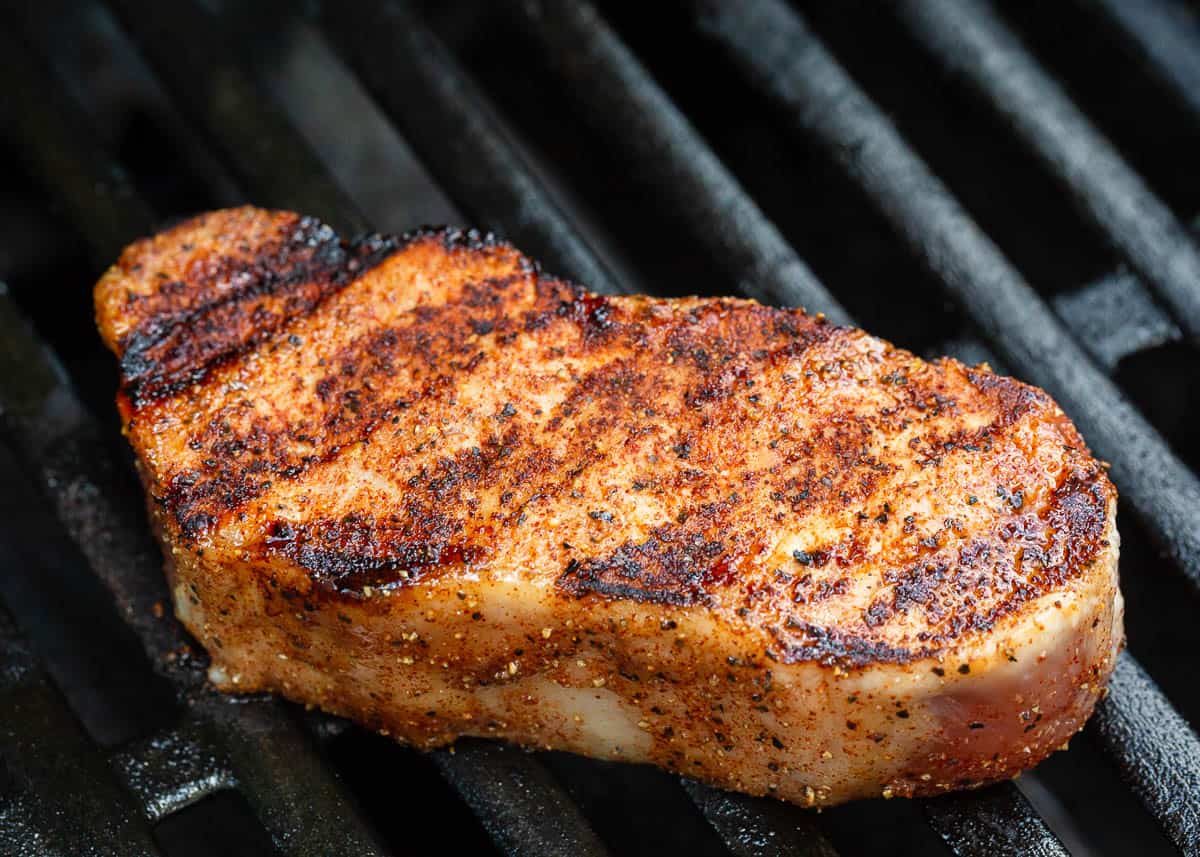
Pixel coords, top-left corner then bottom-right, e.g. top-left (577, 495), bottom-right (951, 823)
top-left (1, 0), bottom-right (1199, 854)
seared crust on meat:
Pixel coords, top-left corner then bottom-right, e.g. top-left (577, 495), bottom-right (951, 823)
top-left (97, 207), bottom-right (1122, 805)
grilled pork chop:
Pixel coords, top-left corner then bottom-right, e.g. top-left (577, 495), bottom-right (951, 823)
top-left (96, 207), bottom-right (1122, 806)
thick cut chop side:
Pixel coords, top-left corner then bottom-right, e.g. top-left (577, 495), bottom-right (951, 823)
top-left (96, 207), bottom-right (1122, 807)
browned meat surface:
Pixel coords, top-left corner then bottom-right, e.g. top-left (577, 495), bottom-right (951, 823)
top-left (95, 206), bottom-right (1122, 806)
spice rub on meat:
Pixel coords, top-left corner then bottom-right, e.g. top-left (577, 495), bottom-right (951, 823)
top-left (95, 206), bottom-right (1122, 807)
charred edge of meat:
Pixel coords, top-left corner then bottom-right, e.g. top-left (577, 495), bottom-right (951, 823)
top-left (119, 221), bottom-right (401, 406)
top-left (259, 514), bottom-right (485, 596)
top-left (114, 216), bottom-right (521, 408)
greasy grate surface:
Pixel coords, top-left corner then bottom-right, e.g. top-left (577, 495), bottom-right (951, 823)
top-left (1, 0), bottom-right (1199, 854)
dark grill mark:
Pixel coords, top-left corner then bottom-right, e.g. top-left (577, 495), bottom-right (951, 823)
top-left (159, 305), bottom-right (513, 537)
top-left (260, 513), bottom-right (482, 594)
top-left (119, 217), bottom-right (400, 405)
top-left (559, 530), bottom-right (730, 606)
top-left (770, 465), bottom-right (1111, 666)
top-left (772, 622), bottom-right (917, 668)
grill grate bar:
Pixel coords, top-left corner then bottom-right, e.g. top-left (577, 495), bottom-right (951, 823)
top-left (100, 0), bottom-right (367, 234)
top-left (109, 720), bottom-right (236, 824)
top-left (0, 598), bottom-right (164, 856)
top-left (190, 695), bottom-right (389, 857)
top-left (923, 784), bottom-right (1069, 857)
top-left (319, 0), bottom-right (629, 296)
top-left (1051, 270), bottom-right (1182, 372)
top-left (896, 0), bottom-right (1200, 342)
top-left (1092, 0), bottom-right (1200, 123)
top-left (1090, 652), bottom-right (1200, 854)
top-left (681, 780), bottom-right (839, 857)
top-left (513, 0), bottom-right (850, 324)
top-left (687, 0), bottom-right (1200, 596)
top-left (432, 741), bottom-right (609, 857)
top-left (0, 25), bottom-right (155, 267)
top-left (0, 14), bottom-right (237, 679)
